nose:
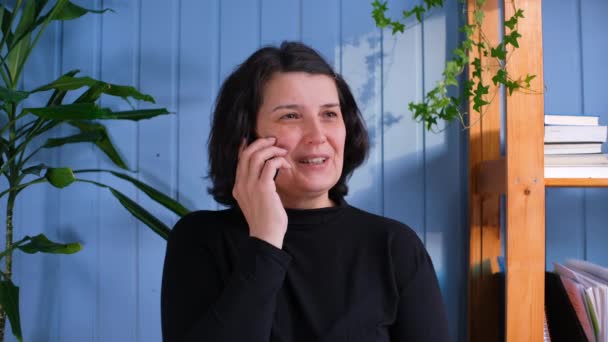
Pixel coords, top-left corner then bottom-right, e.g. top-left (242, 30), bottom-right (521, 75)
top-left (304, 116), bottom-right (326, 145)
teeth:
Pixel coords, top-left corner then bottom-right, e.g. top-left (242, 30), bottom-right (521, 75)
top-left (300, 158), bottom-right (326, 164)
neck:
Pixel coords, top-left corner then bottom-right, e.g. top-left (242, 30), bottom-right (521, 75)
top-left (279, 192), bottom-right (334, 209)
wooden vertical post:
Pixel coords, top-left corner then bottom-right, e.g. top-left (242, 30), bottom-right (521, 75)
top-left (504, 0), bottom-right (545, 341)
top-left (467, 0), bottom-right (502, 341)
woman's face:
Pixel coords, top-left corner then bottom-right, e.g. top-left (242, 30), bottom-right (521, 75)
top-left (255, 72), bottom-right (346, 209)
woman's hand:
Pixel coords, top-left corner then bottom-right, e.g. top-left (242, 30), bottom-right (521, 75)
top-left (233, 136), bottom-right (292, 249)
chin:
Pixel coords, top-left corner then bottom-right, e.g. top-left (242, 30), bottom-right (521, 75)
top-left (278, 181), bottom-right (336, 198)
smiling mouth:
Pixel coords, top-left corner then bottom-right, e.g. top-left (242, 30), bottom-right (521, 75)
top-left (299, 157), bottom-right (327, 165)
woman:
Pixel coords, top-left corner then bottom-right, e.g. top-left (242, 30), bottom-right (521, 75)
top-left (161, 41), bottom-right (448, 342)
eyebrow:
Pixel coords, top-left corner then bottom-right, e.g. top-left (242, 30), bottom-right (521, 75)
top-left (271, 103), bottom-right (340, 112)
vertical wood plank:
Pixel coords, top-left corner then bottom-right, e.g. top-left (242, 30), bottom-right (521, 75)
top-left (301, 0), bottom-right (340, 68)
top-left (543, 0), bottom-right (586, 268)
top-left (261, 0), bottom-right (299, 45)
top-left (340, 0), bottom-right (382, 215)
top-left (97, 1), bottom-right (139, 341)
top-left (138, 0), bottom-right (179, 340)
top-left (422, 1), bottom-right (465, 340)
top-left (581, 0), bottom-right (608, 266)
top-left (467, 0), bottom-right (502, 339)
top-left (504, 1), bottom-right (545, 341)
top-left (58, 0), bottom-right (101, 340)
top-left (219, 0), bottom-right (260, 82)
top-left (178, 0), bottom-right (219, 211)
top-left (382, 0), bottom-right (424, 235)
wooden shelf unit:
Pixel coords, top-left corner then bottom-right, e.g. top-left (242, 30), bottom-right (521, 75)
top-left (468, 0), bottom-right (545, 341)
top-left (545, 178), bottom-right (608, 188)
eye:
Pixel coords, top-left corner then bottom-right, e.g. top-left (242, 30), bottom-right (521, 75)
top-left (323, 111), bottom-right (339, 118)
top-left (280, 112), bottom-right (300, 120)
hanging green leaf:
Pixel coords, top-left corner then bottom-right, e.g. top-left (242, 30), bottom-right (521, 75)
top-left (75, 169), bottom-right (190, 217)
top-left (105, 108), bottom-right (170, 120)
top-left (17, 234), bottom-right (82, 254)
top-left (32, 74), bottom-right (99, 92)
top-left (7, 32), bottom-right (31, 82)
top-left (25, 103), bottom-right (168, 121)
top-left (26, 103), bottom-right (105, 120)
top-left (6, 0), bottom-right (36, 81)
top-left (44, 70), bottom-right (80, 106)
top-left (108, 188), bottom-right (171, 239)
top-left (0, 137), bottom-right (8, 154)
top-left (74, 82), bottom-right (107, 104)
top-left (45, 167), bottom-right (75, 188)
top-left (53, 1), bottom-right (112, 21)
top-left (103, 83), bottom-right (156, 103)
top-left (22, 163), bottom-right (48, 176)
top-left (0, 280), bottom-right (22, 342)
top-left (74, 179), bottom-right (171, 239)
top-left (43, 131), bottom-right (104, 148)
top-left (504, 30), bottom-right (522, 48)
top-left (13, 0), bottom-right (36, 39)
top-left (0, 87), bottom-right (29, 103)
top-left (0, 6), bottom-right (13, 45)
top-left (523, 74), bottom-right (536, 88)
top-left (33, 74), bottom-right (156, 103)
top-left (67, 121), bottom-right (128, 169)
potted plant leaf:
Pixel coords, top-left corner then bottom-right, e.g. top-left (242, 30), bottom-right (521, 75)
top-left (0, 1), bottom-right (188, 341)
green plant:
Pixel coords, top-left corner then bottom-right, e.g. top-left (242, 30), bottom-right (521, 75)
top-left (0, 1), bottom-right (189, 341)
top-left (372, 0), bottom-right (536, 131)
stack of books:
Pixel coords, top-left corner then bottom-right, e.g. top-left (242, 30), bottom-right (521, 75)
top-left (546, 260), bottom-right (608, 342)
top-left (544, 114), bottom-right (608, 178)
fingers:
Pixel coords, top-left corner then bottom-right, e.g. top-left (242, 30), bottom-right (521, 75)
top-left (235, 136), bottom-right (290, 191)
top-left (260, 157), bottom-right (291, 184)
top-left (246, 145), bottom-right (288, 181)
top-left (236, 137), bottom-right (269, 183)
top-left (236, 137), bottom-right (276, 179)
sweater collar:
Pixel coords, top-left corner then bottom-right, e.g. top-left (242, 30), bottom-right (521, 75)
top-left (232, 198), bottom-right (348, 227)
top-left (284, 198), bottom-right (347, 226)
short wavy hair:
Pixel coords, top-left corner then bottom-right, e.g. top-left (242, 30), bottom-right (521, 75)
top-left (207, 41), bottom-right (369, 206)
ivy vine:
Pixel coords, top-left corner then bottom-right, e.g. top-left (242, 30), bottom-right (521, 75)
top-left (371, 0), bottom-right (536, 131)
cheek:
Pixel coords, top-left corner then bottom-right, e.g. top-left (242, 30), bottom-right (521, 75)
top-left (334, 129), bottom-right (347, 157)
top-left (272, 128), bottom-right (299, 152)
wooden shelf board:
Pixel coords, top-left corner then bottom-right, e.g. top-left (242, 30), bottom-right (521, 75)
top-left (545, 178), bottom-right (608, 187)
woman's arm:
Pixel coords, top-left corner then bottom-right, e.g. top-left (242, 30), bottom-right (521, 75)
top-left (388, 229), bottom-right (449, 341)
top-left (161, 214), bottom-right (291, 342)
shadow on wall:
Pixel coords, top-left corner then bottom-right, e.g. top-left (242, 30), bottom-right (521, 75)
top-left (340, 3), bottom-right (467, 339)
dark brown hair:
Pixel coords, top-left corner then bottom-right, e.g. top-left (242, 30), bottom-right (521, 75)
top-left (207, 41), bottom-right (368, 206)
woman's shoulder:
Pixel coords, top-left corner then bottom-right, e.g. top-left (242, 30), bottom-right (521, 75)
top-left (168, 208), bottom-right (244, 242)
top-left (345, 205), bottom-right (420, 240)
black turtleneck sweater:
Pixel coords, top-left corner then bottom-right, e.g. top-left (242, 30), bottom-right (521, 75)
top-left (161, 202), bottom-right (448, 342)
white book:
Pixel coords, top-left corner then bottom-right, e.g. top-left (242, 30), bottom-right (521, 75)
top-left (545, 165), bottom-right (608, 178)
top-left (545, 143), bottom-right (603, 155)
top-left (555, 261), bottom-right (607, 341)
top-left (566, 260), bottom-right (608, 285)
top-left (545, 126), bottom-right (608, 143)
top-left (545, 114), bottom-right (599, 126)
top-left (545, 154), bottom-right (608, 166)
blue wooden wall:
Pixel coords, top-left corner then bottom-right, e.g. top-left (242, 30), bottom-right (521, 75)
top-left (6, 0), bottom-right (601, 341)
top-left (544, 0), bottom-right (608, 269)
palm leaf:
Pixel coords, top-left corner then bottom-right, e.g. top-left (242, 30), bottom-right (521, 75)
top-left (75, 169), bottom-right (190, 217)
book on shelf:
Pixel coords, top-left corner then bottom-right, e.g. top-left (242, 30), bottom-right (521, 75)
top-left (545, 114), bottom-right (599, 126)
top-left (553, 260), bottom-right (608, 342)
top-left (545, 272), bottom-right (591, 341)
top-left (545, 143), bottom-right (603, 155)
top-left (545, 126), bottom-right (608, 143)
top-left (545, 154), bottom-right (608, 166)
top-left (545, 165), bottom-right (608, 178)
